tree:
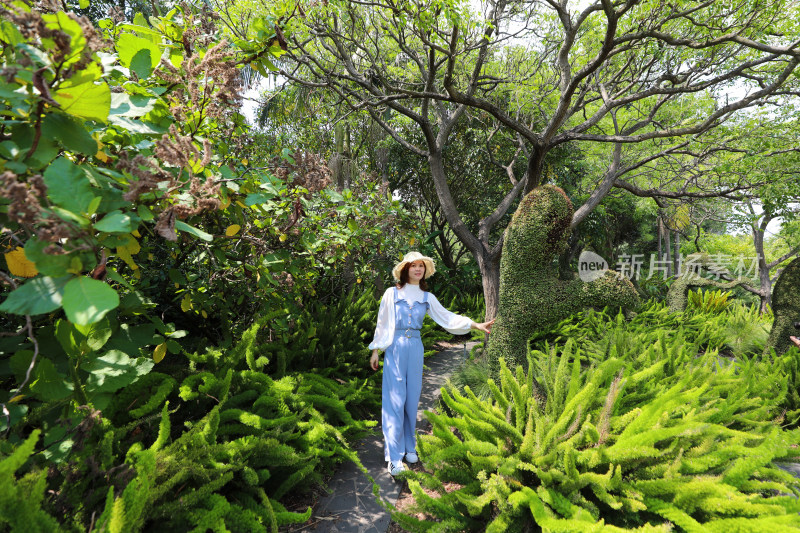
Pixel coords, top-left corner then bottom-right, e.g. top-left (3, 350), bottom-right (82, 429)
top-left (280, 0), bottom-right (800, 318)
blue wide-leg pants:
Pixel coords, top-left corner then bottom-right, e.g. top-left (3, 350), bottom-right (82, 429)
top-left (382, 334), bottom-right (424, 463)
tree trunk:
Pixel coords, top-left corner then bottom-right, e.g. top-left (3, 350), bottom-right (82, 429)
top-left (752, 223), bottom-right (772, 313)
top-left (476, 251), bottom-right (501, 321)
top-left (665, 228), bottom-right (672, 277)
top-left (673, 231), bottom-right (681, 277)
top-left (427, 150), bottom-right (502, 320)
top-left (657, 216), bottom-right (663, 265)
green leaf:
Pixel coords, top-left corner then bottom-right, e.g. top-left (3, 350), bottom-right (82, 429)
top-left (0, 275), bottom-right (71, 315)
top-left (174, 220), bottom-right (213, 241)
top-left (55, 319), bottom-right (81, 358)
top-left (42, 113), bottom-right (97, 155)
top-left (29, 358), bottom-right (73, 401)
top-left (74, 317), bottom-right (113, 351)
top-left (116, 33), bottom-right (162, 70)
top-left (54, 81), bottom-right (111, 122)
top-left (110, 92), bottom-right (156, 117)
top-left (130, 48), bottom-right (153, 79)
top-left (94, 210), bottom-right (136, 233)
top-left (62, 277), bottom-right (120, 325)
top-left (79, 0), bottom-right (89, 8)
top-left (83, 351), bottom-right (154, 393)
top-left (24, 238), bottom-right (72, 277)
top-left (245, 192), bottom-right (276, 206)
top-left (43, 157), bottom-right (95, 213)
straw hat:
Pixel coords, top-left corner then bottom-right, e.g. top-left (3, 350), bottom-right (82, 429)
top-left (392, 251), bottom-right (436, 281)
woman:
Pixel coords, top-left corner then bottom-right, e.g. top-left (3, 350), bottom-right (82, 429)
top-left (369, 252), bottom-right (494, 476)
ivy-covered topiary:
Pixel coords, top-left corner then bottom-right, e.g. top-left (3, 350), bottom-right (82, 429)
top-left (487, 185), bottom-right (639, 371)
top-left (765, 255), bottom-right (800, 356)
top-left (664, 252), bottom-right (748, 313)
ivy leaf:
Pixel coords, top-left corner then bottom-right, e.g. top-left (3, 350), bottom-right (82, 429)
top-left (43, 157), bottom-right (95, 214)
top-left (62, 277), bottom-right (120, 325)
top-left (0, 275), bottom-right (71, 315)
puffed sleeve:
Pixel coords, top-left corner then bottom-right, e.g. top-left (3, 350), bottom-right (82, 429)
top-left (368, 287), bottom-right (396, 351)
top-left (427, 293), bottom-right (473, 335)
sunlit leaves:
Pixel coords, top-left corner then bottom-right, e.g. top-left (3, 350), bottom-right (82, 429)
top-left (62, 277), bottom-right (120, 325)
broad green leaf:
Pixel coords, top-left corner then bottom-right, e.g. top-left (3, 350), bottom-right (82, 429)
top-left (83, 351), bottom-right (154, 393)
top-left (42, 112), bottom-right (97, 155)
top-left (110, 92), bottom-right (156, 117)
top-left (0, 275), bottom-right (71, 315)
top-left (24, 238), bottom-right (72, 277)
top-left (62, 277), bottom-right (120, 325)
top-left (74, 317), bottom-right (113, 352)
top-left (130, 48), bottom-right (154, 79)
top-left (55, 319), bottom-right (82, 358)
top-left (54, 81), bottom-right (111, 122)
top-left (94, 210), bottom-right (136, 233)
top-left (116, 33), bottom-right (162, 70)
top-left (244, 192), bottom-right (276, 206)
top-left (29, 358), bottom-right (73, 401)
top-left (43, 157), bottom-right (95, 213)
top-left (174, 220), bottom-right (213, 241)
top-left (104, 323), bottom-right (157, 355)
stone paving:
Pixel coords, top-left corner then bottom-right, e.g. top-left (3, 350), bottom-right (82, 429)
top-left (310, 342), bottom-right (477, 533)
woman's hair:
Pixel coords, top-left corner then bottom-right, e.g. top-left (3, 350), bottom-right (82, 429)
top-left (396, 262), bottom-right (428, 291)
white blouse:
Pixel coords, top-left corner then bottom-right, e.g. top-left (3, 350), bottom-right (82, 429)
top-left (368, 284), bottom-right (473, 351)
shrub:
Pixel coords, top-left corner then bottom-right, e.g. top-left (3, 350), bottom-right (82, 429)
top-left (397, 306), bottom-right (800, 532)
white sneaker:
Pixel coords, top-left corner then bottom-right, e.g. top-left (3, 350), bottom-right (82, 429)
top-left (388, 461), bottom-right (405, 476)
top-left (405, 452), bottom-right (419, 464)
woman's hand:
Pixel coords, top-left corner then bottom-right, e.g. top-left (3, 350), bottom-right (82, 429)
top-left (472, 318), bottom-right (496, 334)
top-left (370, 349), bottom-right (380, 371)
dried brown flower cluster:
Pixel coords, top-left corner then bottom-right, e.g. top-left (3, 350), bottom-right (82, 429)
top-left (1, 171), bottom-right (42, 226)
top-left (1, 171), bottom-right (73, 243)
top-left (154, 124), bottom-right (213, 169)
top-left (273, 151), bottom-right (332, 193)
top-left (118, 152), bottom-right (173, 203)
top-left (1, 1), bottom-right (108, 79)
top-left (155, 38), bottom-right (241, 124)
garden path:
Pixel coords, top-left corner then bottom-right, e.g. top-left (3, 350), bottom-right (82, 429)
top-left (307, 341), bottom-right (478, 533)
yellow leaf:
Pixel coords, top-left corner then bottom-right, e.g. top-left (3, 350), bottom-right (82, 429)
top-left (4, 247), bottom-right (38, 277)
top-left (134, 269), bottom-right (142, 279)
top-left (181, 294), bottom-right (192, 312)
top-left (174, 282), bottom-right (179, 288)
top-left (241, 158), bottom-right (248, 165)
top-left (8, 394), bottom-right (24, 403)
top-left (236, 201), bottom-right (246, 208)
top-left (148, 253), bottom-right (154, 260)
top-left (95, 150), bottom-right (109, 162)
top-left (279, 234), bottom-right (287, 242)
top-left (409, 237), bottom-right (415, 246)
top-left (132, 230), bottom-right (141, 238)
top-left (153, 343), bottom-right (167, 363)
top-left (219, 197), bottom-right (231, 209)
top-left (201, 310), bottom-right (208, 318)
top-left (225, 224), bottom-right (241, 237)
top-left (357, 278), bottom-right (362, 284)
top-left (116, 245), bottom-right (138, 270)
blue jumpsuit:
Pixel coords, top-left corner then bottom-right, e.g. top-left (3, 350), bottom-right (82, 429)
top-left (382, 287), bottom-right (428, 463)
